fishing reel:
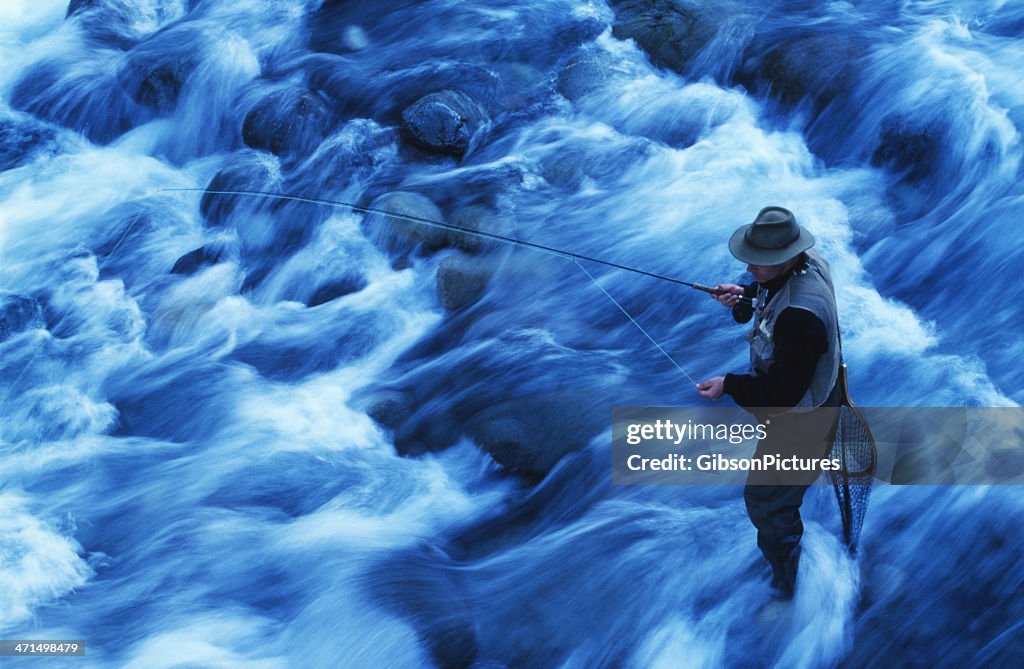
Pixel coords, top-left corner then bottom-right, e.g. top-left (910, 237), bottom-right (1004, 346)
top-left (732, 300), bottom-right (754, 324)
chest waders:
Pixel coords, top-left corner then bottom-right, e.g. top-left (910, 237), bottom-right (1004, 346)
top-left (745, 249), bottom-right (875, 558)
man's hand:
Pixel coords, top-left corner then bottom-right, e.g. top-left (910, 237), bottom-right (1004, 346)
top-left (711, 283), bottom-right (744, 307)
top-left (696, 376), bottom-right (725, 400)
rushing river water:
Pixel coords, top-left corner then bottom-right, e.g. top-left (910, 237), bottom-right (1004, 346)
top-left (2, 1), bottom-right (1023, 667)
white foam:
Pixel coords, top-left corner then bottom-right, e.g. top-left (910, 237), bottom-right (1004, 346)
top-left (771, 526), bottom-right (860, 669)
top-left (121, 612), bottom-right (286, 669)
top-left (0, 492), bottom-right (91, 627)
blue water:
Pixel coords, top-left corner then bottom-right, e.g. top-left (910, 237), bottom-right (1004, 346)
top-left (2, 0), bottom-right (1023, 666)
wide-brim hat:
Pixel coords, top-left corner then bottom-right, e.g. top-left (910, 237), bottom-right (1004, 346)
top-left (728, 206), bottom-right (815, 266)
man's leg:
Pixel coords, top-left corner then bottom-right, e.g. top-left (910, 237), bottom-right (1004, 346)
top-left (744, 482), bottom-right (811, 598)
top-left (743, 399), bottom-right (838, 598)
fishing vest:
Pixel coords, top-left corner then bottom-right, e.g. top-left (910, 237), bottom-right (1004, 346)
top-left (748, 248), bottom-right (840, 412)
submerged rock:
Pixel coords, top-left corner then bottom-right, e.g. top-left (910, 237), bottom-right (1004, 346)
top-left (366, 389), bottom-right (414, 431)
top-left (94, 204), bottom-right (189, 288)
top-left (307, 274), bottom-right (368, 307)
top-left (738, 32), bottom-right (868, 110)
top-left (401, 90), bottom-right (489, 158)
top-left (871, 113), bottom-right (941, 181)
top-left (242, 89), bottom-right (332, 160)
top-left (11, 58), bottom-right (142, 144)
top-left (436, 252), bottom-right (490, 311)
top-left (118, 24), bottom-right (208, 111)
top-left (305, 54), bottom-right (502, 124)
top-left (170, 244), bottom-right (227, 275)
top-left (444, 205), bottom-right (511, 254)
top-left (199, 151), bottom-right (281, 227)
top-left (557, 51), bottom-right (618, 102)
top-left (361, 191), bottom-right (448, 256)
top-left (610, 0), bottom-right (731, 73)
top-left (466, 391), bottom-right (603, 477)
top-left (369, 544), bottom-right (479, 669)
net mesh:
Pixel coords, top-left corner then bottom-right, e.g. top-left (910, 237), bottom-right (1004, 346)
top-left (827, 403), bottom-right (877, 553)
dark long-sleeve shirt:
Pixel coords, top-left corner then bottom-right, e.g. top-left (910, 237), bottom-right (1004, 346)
top-left (723, 274), bottom-right (828, 409)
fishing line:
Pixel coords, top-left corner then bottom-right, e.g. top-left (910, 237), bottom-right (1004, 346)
top-left (572, 258), bottom-right (697, 384)
top-left (163, 188), bottom-right (751, 298)
top-left (161, 187), bottom-right (735, 381)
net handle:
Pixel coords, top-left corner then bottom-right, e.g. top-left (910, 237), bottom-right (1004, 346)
top-left (837, 361), bottom-right (878, 476)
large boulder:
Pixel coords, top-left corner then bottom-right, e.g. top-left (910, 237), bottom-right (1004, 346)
top-left (204, 451), bottom-right (358, 517)
top-left (242, 89), bottom-right (332, 160)
top-left (12, 58), bottom-right (141, 144)
top-left (609, 0), bottom-right (733, 73)
top-left (401, 90), bottom-right (489, 158)
top-left (108, 361), bottom-right (241, 441)
top-left (302, 54), bottom-right (376, 119)
top-left (871, 113), bottom-right (941, 181)
top-left (444, 205), bottom-right (511, 254)
top-left (199, 151), bottom-right (281, 227)
top-left (466, 391), bottom-right (604, 478)
top-left (361, 191), bottom-right (448, 257)
top-left (541, 137), bottom-right (654, 190)
top-left (118, 24), bottom-right (209, 111)
top-left (557, 51), bottom-right (619, 102)
top-left (365, 389), bottom-right (414, 431)
top-left (436, 252), bottom-right (490, 311)
top-left (737, 31), bottom-right (868, 110)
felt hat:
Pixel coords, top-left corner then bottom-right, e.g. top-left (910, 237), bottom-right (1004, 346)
top-left (728, 206), bottom-right (815, 265)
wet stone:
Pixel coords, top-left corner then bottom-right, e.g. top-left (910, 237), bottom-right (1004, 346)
top-left (242, 89), bottom-right (333, 159)
top-left (871, 114), bottom-right (941, 181)
top-left (362, 191), bottom-right (448, 257)
top-left (445, 205), bottom-right (511, 254)
top-left (118, 25), bottom-right (208, 112)
top-left (401, 90), bottom-right (489, 158)
top-left (557, 51), bottom-right (617, 101)
top-left (436, 253), bottom-right (490, 311)
top-left (738, 32), bottom-right (868, 110)
top-left (610, 0), bottom-right (730, 73)
top-left (200, 151), bottom-right (281, 227)
top-left (307, 275), bottom-right (368, 306)
top-left (170, 245), bottom-right (226, 276)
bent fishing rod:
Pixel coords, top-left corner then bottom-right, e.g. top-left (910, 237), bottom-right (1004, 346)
top-left (161, 187), bottom-right (753, 305)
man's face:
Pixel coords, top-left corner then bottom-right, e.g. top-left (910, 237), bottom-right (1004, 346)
top-left (746, 262), bottom-right (791, 284)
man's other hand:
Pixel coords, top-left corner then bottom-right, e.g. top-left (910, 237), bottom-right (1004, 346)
top-left (697, 376), bottom-right (725, 400)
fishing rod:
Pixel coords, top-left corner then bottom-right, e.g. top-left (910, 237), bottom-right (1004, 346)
top-left (161, 187), bottom-right (753, 305)
top-left (161, 187), bottom-right (762, 383)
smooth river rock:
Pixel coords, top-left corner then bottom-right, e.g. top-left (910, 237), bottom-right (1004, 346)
top-left (401, 90), bottom-right (489, 158)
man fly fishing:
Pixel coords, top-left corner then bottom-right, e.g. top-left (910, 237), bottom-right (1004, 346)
top-left (185, 189), bottom-right (867, 574)
top-left (696, 206), bottom-right (842, 599)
